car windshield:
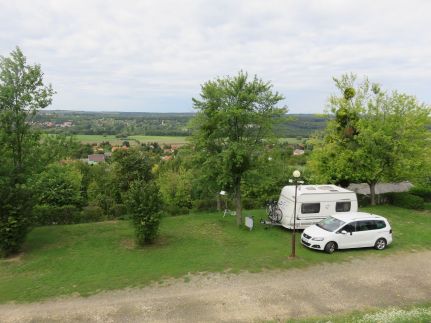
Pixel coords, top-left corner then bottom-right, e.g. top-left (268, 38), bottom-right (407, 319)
top-left (316, 216), bottom-right (345, 232)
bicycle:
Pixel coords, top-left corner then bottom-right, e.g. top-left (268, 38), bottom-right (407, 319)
top-left (266, 200), bottom-right (283, 223)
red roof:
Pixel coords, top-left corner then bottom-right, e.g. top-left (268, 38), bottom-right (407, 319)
top-left (88, 154), bottom-right (106, 162)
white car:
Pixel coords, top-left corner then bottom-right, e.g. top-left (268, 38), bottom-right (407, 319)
top-left (301, 212), bottom-right (393, 253)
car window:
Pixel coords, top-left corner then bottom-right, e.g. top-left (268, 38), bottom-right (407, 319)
top-left (336, 201), bottom-right (351, 212)
top-left (340, 222), bottom-right (356, 233)
top-left (375, 220), bottom-right (386, 229)
top-left (316, 216), bottom-right (345, 232)
top-left (357, 220), bottom-right (377, 231)
top-left (301, 203), bottom-right (320, 214)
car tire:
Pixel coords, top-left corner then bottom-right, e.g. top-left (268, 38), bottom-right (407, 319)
top-left (374, 238), bottom-right (387, 250)
top-left (324, 241), bottom-right (337, 254)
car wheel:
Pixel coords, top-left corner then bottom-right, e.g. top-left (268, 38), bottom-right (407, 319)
top-left (374, 238), bottom-right (387, 250)
top-left (324, 241), bottom-right (337, 254)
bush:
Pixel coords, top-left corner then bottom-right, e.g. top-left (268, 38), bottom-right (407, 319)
top-left (388, 192), bottom-right (425, 210)
top-left (192, 199), bottom-right (218, 211)
top-left (32, 205), bottom-right (80, 225)
top-left (126, 180), bottom-right (163, 245)
top-left (164, 204), bottom-right (190, 216)
top-left (0, 215), bottom-right (28, 257)
top-left (78, 206), bottom-right (105, 223)
top-left (357, 194), bottom-right (371, 207)
top-left (109, 203), bottom-right (127, 218)
top-left (410, 187), bottom-right (431, 202)
top-left (242, 198), bottom-right (262, 210)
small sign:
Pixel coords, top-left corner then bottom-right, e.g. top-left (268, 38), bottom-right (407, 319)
top-left (245, 216), bottom-right (254, 231)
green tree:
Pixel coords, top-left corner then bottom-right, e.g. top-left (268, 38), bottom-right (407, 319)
top-left (125, 180), bottom-right (163, 245)
top-left (308, 74), bottom-right (431, 204)
top-left (158, 167), bottom-right (192, 214)
top-left (0, 47), bottom-right (54, 256)
top-left (112, 148), bottom-right (155, 193)
top-left (87, 163), bottom-right (119, 216)
top-left (31, 163), bottom-right (82, 207)
top-left (190, 71), bottom-right (286, 225)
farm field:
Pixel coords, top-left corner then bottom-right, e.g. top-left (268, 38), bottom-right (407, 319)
top-left (46, 134), bottom-right (305, 146)
top-left (41, 134), bottom-right (189, 146)
top-left (1, 205), bottom-right (429, 303)
top-left (72, 134), bottom-right (189, 145)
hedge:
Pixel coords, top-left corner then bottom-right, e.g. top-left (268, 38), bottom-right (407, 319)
top-left (387, 192), bottom-right (425, 210)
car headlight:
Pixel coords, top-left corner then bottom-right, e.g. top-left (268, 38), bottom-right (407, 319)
top-left (311, 237), bottom-right (324, 241)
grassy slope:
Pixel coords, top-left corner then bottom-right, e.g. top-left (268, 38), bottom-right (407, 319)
top-left (0, 206), bottom-right (430, 303)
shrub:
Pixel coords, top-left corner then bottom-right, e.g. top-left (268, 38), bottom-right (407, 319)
top-left (125, 180), bottom-right (163, 245)
top-left (242, 198), bottom-right (262, 210)
top-left (0, 185), bottom-right (34, 257)
top-left (410, 187), bottom-right (431, 202)
top-left (32, 205), bottom-right (80, 225)
top-left (192, 199), bottom-right (218, 211)
top-left (109, 203), bottom-right (127, 218)
top-left (388, 192), bottom-right (425, 210)
top-left (78, 206), bottom-right (105, 223)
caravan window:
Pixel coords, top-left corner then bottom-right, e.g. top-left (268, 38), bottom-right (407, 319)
top-left (301, 203), bottom-right (320, 214)
top-left (336, 201), bottom-right (351, 212)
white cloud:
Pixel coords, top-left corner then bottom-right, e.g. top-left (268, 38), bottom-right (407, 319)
top-left (0, 0), bottom-right (430, 112)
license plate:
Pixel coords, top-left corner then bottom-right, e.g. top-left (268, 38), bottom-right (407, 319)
top-left (302, 237), bottom-right (309, 243)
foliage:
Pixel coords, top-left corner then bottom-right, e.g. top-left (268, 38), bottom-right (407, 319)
top-left (388, 192), bottom-right (425, 210)
top-left (32, 204), bottom-right (80, 225)
top-left (31, 163), bottom-right (82, 207)
top-left (35, 135), bottom-right (81, 169)
top-left (410, 186), bottom-right (431, 202)
top-left (0, 186), bottom-right (33, 257)
top-left (308, 74), bottom-right (431, 204)
top-left (0, 47), bottom-right (54, 256)
top-left (242, 144), bottom-right (295, 207)
top-left (190, 71), bottom-right (286, 225)
top-left (78, 206), bottom-right (105, 223)
top-left (86, 163), bottom-right (119, 216)
top-left (158, 167), bottom-right (193, 215)
top-left (125, 180), bottom-right (163, 245)
top-left (112, 148), bottom-right (155, 192)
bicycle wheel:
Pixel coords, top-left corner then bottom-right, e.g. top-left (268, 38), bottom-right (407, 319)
top-left (273, 206), bottom-right (283, 223)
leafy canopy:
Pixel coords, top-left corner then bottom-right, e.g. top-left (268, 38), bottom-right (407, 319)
top-left (190, 71), bottom-right (286, 224)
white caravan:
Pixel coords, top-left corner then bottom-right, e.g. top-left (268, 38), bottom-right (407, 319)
top-left (277, 185), bottom-right (358, 229)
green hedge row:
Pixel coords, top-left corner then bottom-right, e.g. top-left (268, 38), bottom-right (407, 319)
top-left (32, 205), bottom-right (105, 225)
top-left (387, 192), bottom-right (424, 210)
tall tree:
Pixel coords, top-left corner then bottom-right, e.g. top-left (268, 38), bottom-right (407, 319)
top-left (190, 71), bottom-right (286, 225)
top-left (308, 74), bottom-right (431, 204)
top-left (0, 47), bottom-right (54, 256)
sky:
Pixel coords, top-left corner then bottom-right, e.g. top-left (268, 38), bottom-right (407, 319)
top-left (1, 0), bottom-right (430, 113)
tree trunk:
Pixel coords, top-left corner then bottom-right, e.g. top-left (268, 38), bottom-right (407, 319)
top-left (234, 183), bottom-right (242, 226)
top-left (216, 194), bottom-right (221, 211)
top-left (369, 182), bottom-right (376, 205)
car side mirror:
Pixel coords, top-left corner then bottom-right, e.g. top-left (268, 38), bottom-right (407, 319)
top-left (340, 230), bottom-right (347, 235)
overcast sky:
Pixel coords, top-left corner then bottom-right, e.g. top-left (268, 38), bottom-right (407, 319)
top-left (1, 0), bottom-right (430, 113)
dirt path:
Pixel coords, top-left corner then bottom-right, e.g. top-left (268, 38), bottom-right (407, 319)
top-left (1, 250), bottom-right (431, 322)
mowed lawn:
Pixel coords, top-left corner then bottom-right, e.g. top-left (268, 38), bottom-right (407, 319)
top-left (0, 206), bottom-right (430, 303)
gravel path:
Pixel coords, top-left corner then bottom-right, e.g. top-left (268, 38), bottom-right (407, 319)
top-left (1, 250), bottom-right (431, 322)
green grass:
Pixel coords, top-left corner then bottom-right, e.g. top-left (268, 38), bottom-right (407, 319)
top-left (279, 137), bottom-right (308, 145)
top-left (286, 302), bottom-right (431, 322)
top-left (128, 135), bottom-right (188, 144)
top-left (0, 206), bottom-right (430, 303)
